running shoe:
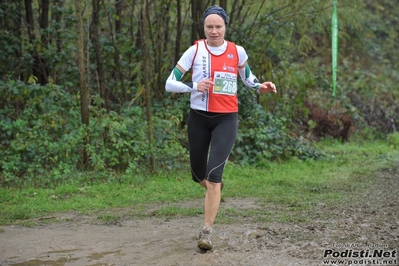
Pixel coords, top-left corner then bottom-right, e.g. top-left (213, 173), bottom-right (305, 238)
top-left (197, 226), bottom-right (213, 250)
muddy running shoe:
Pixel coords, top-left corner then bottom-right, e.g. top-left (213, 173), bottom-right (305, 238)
top-left (197, 226), bottom-right (213, 250)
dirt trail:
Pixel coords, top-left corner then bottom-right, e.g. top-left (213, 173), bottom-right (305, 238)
top-left (1, 169), bottom-right (398, 266)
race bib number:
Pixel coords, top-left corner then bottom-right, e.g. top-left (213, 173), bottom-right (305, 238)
top-left (213, 71), bottom-right (237, 96)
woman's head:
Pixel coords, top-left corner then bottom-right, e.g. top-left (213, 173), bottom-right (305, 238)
top-left (202, 6), bottom-right (228, 29)
top-left (202, 6), bottom-right (228, 47)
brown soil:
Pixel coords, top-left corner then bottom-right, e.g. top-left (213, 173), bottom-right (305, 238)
top-left (1, 169), bottom-right (398, 266)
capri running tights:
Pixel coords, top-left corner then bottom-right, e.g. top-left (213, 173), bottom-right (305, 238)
top-left (187, 109), bottom-right (238, 184)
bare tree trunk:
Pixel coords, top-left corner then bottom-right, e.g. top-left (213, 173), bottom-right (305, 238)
top-left (40, 0), bottom-right (49, 43)
top-left (75, 0), bottom-right (90, 167)
top-left (38, 0), bottom-right (49, 84)
top-left (24, 0), bottom-right (34, 51)
top-left (141, 1), bottom-right (155, 171)
top-left (115, 0), bottom-right (123, 33)
top-left (90, 0), bottom-right (107, 109)
top-left (153, 0), bottom-right (171, 100)
top-left (190, 0), bottom-right (197, 43)
top-left (24, 0), bottom-right (37, 82)
top-left (130, 3), bottom-right (142, 105)
top-left (3, 1), bottom-right (24, 80)
top-left (191, 0), bottom-right (205, 43)
top-left (53, 0), bottom-right (64, 83)
top-left (219, 0), bottom-right (227, 11)
top-left (54, 0), bottom-right (64, 54)
top-left (174, 0), bottom-right (182, 64)
top-left (115, 0), bottom-right (126, 103)
top-left (24, 0), bottom-right (49, 84)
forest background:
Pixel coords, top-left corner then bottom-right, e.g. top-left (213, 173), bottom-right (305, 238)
top-left (1, 0), bottom-right (398, 188)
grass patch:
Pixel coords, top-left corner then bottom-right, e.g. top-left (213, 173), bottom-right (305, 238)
top-left (0, 140), bottom-right (398, 225)
top-left (151, 206), bottom-right (203, 218)
top-left (96, 214), bottom-right (121, 225)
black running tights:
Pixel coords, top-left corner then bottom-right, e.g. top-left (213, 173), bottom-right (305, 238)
top-left (187, 109), bottom-right (238, 183)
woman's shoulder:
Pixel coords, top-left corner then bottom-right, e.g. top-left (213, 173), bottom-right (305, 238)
top-left (181, 44), bottom-right (198, 56)
top-left (233, 43), bottom-right (247, 58)
top-left (226, 41), bottom-right (246, 52)
top-left (177, 44), bottom-right (199, 71)
top-left (226, 42), bottom-right (248, 65)
top-left (234, 43), bottom-right (246, 53)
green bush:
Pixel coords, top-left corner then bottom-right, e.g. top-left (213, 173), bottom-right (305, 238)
top-left (0, 79), bottom-right (83, 186)
top-left (234, 86), bottom-right (324, 165)
top-left (387, 132), bottom-right (399, 148)
top-left (0, 80), bottom-right (190, 187)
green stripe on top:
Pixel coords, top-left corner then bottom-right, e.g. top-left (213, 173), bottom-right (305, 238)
top-left (173, 67), bottom-right (184, 81)
top-left (246, 64), bottom-right (259, 89)
top-left (245, 64), bottom-right (251, 79)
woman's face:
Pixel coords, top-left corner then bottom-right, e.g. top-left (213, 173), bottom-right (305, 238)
top-left (204, 14), bottom-right (226, 47)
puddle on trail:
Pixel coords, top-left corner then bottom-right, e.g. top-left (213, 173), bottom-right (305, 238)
top-left (10, 257), bottom-right (78, 266)
top-left (88, 250), bottom-right (126, 260)
top-left (10, 249), bottom-right (126, 266)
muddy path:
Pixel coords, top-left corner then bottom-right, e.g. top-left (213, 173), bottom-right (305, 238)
top-left (1, 168), bottom-right (398, 266)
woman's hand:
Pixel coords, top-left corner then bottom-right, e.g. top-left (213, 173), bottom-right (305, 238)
top-left (258, 82), bottom-right (277, 94)
top-left (197, 78), bottom-right (214, 93)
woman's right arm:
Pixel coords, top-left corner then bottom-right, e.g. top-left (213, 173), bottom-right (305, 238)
top-left (165, 64), bottom-right (198, 93)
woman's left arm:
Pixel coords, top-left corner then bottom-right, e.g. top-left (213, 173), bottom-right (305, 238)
top-left (238, 61), bottom-right (276, 94)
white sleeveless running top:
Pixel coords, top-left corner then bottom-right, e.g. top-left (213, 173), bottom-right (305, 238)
top-left (178, 39), bottom-right (248, 113)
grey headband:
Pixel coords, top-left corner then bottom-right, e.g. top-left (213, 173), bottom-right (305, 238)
top-left (202, 6), bottom-right (229, 29)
